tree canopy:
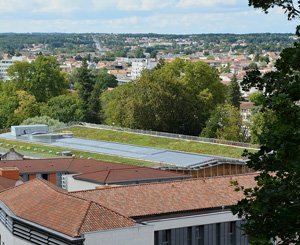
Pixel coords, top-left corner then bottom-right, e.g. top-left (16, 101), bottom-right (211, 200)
top-left (7, 56), bottom-right (68, 102)
top-left (232, 1), bottom-right (300, 243)
top-left (102, 59), bottom-right (226, 135)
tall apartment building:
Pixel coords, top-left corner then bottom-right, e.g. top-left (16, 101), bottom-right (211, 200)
top-left (0, 56), bottom-right (26, 81)
top-left (130, 58), bottom-right (157, 80)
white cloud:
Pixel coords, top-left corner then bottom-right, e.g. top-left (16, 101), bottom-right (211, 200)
top-left (92, 0), bottom-right (174, 11)
top-left (177, 0), bottom-right (237, 8)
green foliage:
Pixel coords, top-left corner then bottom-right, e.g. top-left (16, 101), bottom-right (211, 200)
top-left (227, 75), bottom-right (242, 108)
top-left (13, 90), bottom-right (40, 124)
top-left (7, 56), bottom-right (68, 102)
top-left (102, 59), bottom-right (225, 135)
top-left (22, 116), bottom-right (64, 128)
top-left (133, 47), bottom-right (146, 58)
top-left (76, 60), bottom-right (96, 122)
top-left (201, 103), bottom-right (242, 141)
top-left (232, 40), bottom-right (300, 243)
top-left (40, 93), bottom-right (84, 123)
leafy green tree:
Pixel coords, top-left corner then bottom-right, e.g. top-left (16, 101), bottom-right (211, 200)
top-left (7, 56), bottom-right (68, 102)
top-left (7, 61), bottom-right (32, 88)
top-left (134, 47), bottom-right (146, 58)
top-left (40, 93), bottom-right (83, 123)
top-left (227, 75), bottom-right (242, 108)
top-left (102, 59), bottom-right (225, 135)
top-left (201, 103), bottom-right (242, 141)
top-left (13, 90), bottom-right (40, 124)
top-left (232, 1), bottom-right (300, 243)
top-left (0, 82), bottom-right (18, 129)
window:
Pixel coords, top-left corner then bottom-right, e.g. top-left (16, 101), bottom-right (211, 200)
top-left (41, 174), bottom-right (48, 181)
top-left (154, 231), bottom-right (159, 245)
top-left (228, 222), bottom-right (236, 245)
top-left (216, 223), bottom-right (221, 245)
top-left (195, 226), bottom-right (204, 245)
top-left (162, 230), bottom-right (171, 245)
top-left (187, 227), bottom-right (192, 245)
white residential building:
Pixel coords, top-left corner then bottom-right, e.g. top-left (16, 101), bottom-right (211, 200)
top-left (131, 58), bottom-right (157, 80)
top-left (0, 56), bottom-right (27, 81)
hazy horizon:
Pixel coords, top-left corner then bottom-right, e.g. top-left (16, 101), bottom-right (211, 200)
top-left (0, 0), bottom-right (297, 34)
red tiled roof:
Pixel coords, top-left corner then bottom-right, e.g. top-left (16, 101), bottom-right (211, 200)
top-left (74, 167), bottom-right (186, 184)
top-left (72, 174), bottom-right (257, 218)
top-left (0, 176), bottom-right (18, 191)
top-left (240, 102), bottom-right (254, 110)
top-left (0, 158), bottom-right (186, 183)
top-left (0, 179), bottom-right (135, 237)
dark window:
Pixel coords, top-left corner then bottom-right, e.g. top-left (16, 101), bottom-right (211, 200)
top-left (187, 227), bottom-right (192, 245)
top-left (41, 174), bottom-right (48, 181)
top-left (228, 222), bottom-right (236, 245)
top-left (195, 226), bottom-right (204, 245)
top-left (216, 223), bottom-right (221, 245)
top-left (162, 230), bottom-right (171, 245)
top-left (154, 231), bottom-right (159, 245)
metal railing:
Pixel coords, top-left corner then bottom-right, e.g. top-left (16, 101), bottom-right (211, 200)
top-left (80, 122), bottom-right (258, 149)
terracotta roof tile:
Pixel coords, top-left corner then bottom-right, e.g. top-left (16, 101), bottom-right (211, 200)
top-left (72, 174), bottom-right (257, 218)
top-left (0, 179), bottom-right (135, 237)
top-left (0, 158), bottom-right (187, 183)
top-left (0, 176), bottom-right (18, 190)
top-left (74, 167), bottom-right (187, 184)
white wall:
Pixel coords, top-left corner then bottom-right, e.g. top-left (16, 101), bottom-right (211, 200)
top-left (0, 222), bottom-right (32, 245)
top-left (11, 125), bottom-right (49, 136)
top-left (84, 225), bottom-right (154, 245)
top-left (64, 174), bottom-right (101, 192)
top-left (147, 211), bottom-right (239, 231)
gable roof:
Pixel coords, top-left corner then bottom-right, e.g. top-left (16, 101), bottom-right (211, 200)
top-left (0, 179), bottom-right (135, 237)
top-left (0, 176), bottom-right (18, 191)
top-left (74, 167), bottom-right (187, 184)
top-left (72, 173), bottom-right (257, 218)
top-left (0, 158), bottom-right (187, 184)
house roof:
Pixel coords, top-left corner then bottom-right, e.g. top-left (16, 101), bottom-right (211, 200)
top-left (72, 173), bottom-right (257, 218)
top-left (240, 102), bottom-right (254, 110)
top-left (0, 176), bottom-right (18, 191)
top-left (0, 158), bottom-right (187, 184)
top-left (74, 167), bottom-right (187, 184)
top-left (0, 178), bottom-right (135, 237)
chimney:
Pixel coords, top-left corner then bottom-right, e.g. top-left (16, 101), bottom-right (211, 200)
top-left (0, 167), bottom-right (20, 181)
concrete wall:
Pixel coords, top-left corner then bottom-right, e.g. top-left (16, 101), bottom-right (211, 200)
top-left (84, 225), bottom-right (154, 245)
top-left (11, 125), bottom-right (48, 137)
top-left (63, 174), bottom-right (101, 191)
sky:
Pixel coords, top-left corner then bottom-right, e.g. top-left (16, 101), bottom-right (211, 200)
top-left (0, 0), bottom-right (297, 34)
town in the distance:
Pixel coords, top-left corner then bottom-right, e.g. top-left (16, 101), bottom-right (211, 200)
top-left (0, 24), bottom-right (298, 245)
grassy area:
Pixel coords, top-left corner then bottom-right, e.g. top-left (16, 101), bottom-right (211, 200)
top-left (64, 127), bottom-right (257, 159)
top-left (0, 139), bottom-right (156, 167)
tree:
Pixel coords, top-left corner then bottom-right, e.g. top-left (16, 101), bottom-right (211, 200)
top-left (76, 60), bottom-right (96, 122)
top-left (134, 47), bottom-right (146, 58)
top-left (7, 56), bottom-right (68, 102)
top-left (232, 1), bottom-right (300, 243)
top-left (40, 93), bottom-right (84, 123)
top-left (201, 103), bottom-right (242, 141)
top-left (13, 90), bottom-right (40, 124)
top-left (227, 75), bottom-right (242, 108)
top-left (102, 59), bottom-right (226, 135)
